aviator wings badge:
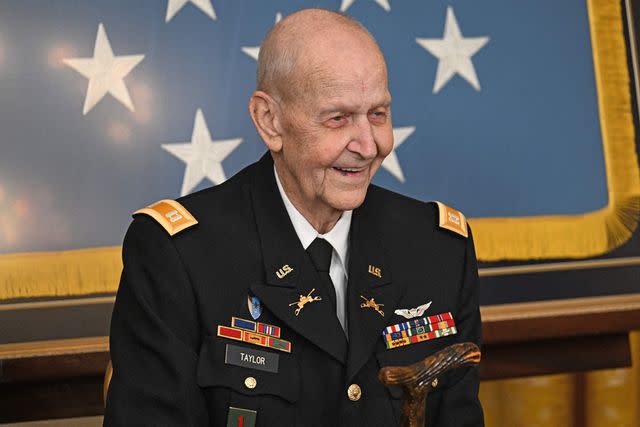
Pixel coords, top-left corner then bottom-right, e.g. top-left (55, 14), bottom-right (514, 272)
top-left (394, 301), bottom-right (432, 319)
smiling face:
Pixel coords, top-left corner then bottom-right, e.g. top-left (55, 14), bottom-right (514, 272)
top-left (270, 28), bottom-right (393, 229)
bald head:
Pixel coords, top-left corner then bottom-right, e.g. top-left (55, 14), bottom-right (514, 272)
top-left (257, 8), bottom-right (385, 102)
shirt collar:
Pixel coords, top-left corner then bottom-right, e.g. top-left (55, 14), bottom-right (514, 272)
top-left (274, 166), bottom-right (351, 267)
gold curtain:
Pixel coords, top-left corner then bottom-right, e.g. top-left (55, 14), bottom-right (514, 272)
top-left (480, 331), bottom-right (640, 426)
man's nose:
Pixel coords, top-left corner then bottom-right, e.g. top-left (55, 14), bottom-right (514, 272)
top-left (349, 116), bottom-right (377, 159)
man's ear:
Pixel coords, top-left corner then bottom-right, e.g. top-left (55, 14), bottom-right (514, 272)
top-left (249, 91), bottom-right (283, 152)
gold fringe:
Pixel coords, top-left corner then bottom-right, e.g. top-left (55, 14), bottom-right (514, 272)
top-left (471, 0), bottom-right (640, 261)
top-left (0, 247), bottom-right (121, 300)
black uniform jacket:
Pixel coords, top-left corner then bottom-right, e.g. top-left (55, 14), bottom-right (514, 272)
top-left (104, 153), bottom-right (483, 427)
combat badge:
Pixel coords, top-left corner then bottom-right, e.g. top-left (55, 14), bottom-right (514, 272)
top-left (227, 407), bottom-right (257, 427)
top-left (247, 295), bottom-right (262, 320)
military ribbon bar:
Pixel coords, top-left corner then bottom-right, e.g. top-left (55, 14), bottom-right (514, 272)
top-left (217, 325), bottom-right (291, 353)
top-left (231, 317), bottom-right (281, 338)
top-left (383, 326), bottom-right (458, 349)
top-left (383, 312), bottom-right (454, 335)
top-left (257, 322), bottom-right (281, 338)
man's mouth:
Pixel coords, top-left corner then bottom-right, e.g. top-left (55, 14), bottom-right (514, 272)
top-left (333, 166), bottom-right (365, 176)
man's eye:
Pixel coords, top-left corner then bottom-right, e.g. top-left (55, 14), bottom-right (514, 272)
top-left (326, 114), bottom-right (348, 127)
top-left (370, 111), bottom-right (387, 122)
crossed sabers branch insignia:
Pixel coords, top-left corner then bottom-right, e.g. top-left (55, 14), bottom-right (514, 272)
top-left (360, 295), bottom-right (385, 317)
top-left (289, 288), bottom-right (322, 316)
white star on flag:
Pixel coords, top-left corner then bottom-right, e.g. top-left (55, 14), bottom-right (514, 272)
top-left (416, 7), bottom-right (489, 94)
top-left (382, 126), bottom-right (415, 183)
top-left (162, 109), bottom-right (242, 196)
top-left (242, 13), bottom-right (283, 61)
top-left (166, 0), bottom-right (216, 23)
top-left (63, 24), bottom-right (144, 115)
top-left (340, 0), bottom-right (391, 12)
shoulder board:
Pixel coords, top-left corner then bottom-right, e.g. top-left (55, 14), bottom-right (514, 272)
top-left (434, 201), bottom-right (468, 238)
top-left (133, 199), bottom-right (198, 236)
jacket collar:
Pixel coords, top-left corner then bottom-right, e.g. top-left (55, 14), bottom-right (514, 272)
top-left (273, 165), bottom-right (352, 270)
top-left (249, 153), bottom-right (348, 363)
top-left (248, 153), bottom-right (406, 376)
top-left (345, 189), bottom-right (405, 382)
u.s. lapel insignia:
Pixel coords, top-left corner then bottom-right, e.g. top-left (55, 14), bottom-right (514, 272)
top-left (394, 301), bottom-right (432, 319)
top-left (368, 264), bottom-right (382, 278)
top-left (275, 264), bottom-right (294, 279)
top-left (247, 295), bottom-right (262, 320)
top-left (360, 295), bottom-right (385, 317)
top-left (288, 288), bottom-right (322, 316)
top-left (227, 406), bottom-right (257, 427)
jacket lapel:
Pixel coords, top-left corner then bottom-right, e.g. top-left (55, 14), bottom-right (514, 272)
top-left (248, 154), bottom-right (347, 364)
top-left (345, 193), bottom-right (406, 382)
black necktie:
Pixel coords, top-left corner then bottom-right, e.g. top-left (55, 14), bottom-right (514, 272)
top-left (306, 237), bottom-right (337, 314)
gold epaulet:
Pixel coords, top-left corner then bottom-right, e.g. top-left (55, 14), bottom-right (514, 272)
top-left (434, 201), bottom-right (468, 238)
top-left (133, 199), bottom-right (198, 236)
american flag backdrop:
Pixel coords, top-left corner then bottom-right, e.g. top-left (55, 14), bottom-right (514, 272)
top-left (0, 0), bottom-right (612, 256)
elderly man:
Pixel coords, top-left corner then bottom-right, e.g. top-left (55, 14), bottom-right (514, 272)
top-left (105, 8), bottom-right (483, 427)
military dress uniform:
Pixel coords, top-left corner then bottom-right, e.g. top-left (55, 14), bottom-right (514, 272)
top-left (104, 153), bottom-right (484, 427)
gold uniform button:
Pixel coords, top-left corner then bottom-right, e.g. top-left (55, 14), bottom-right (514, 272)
top-left (244, 376), bottom-right (257, 389)
top-left (347, 384), bottom-right (362, 401)
top-left (431, 378), bottom-right (438, 388)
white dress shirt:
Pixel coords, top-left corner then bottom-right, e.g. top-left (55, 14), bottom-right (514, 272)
top-left (274, 167), bottom-right (351, 334)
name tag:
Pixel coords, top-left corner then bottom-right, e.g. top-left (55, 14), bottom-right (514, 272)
top-left (225, 344), bottom-right (279, 373)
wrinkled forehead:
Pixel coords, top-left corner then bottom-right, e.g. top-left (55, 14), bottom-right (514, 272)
top-left (293, 41), bottom-right (390, 104)
top-left (309, 67), bottom-right (389, 103)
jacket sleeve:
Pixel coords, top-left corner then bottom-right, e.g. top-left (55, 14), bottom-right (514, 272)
top-left (104, 216), bottom-right (209, 426)
top-left (434, 226), bottom-right (484, 426)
